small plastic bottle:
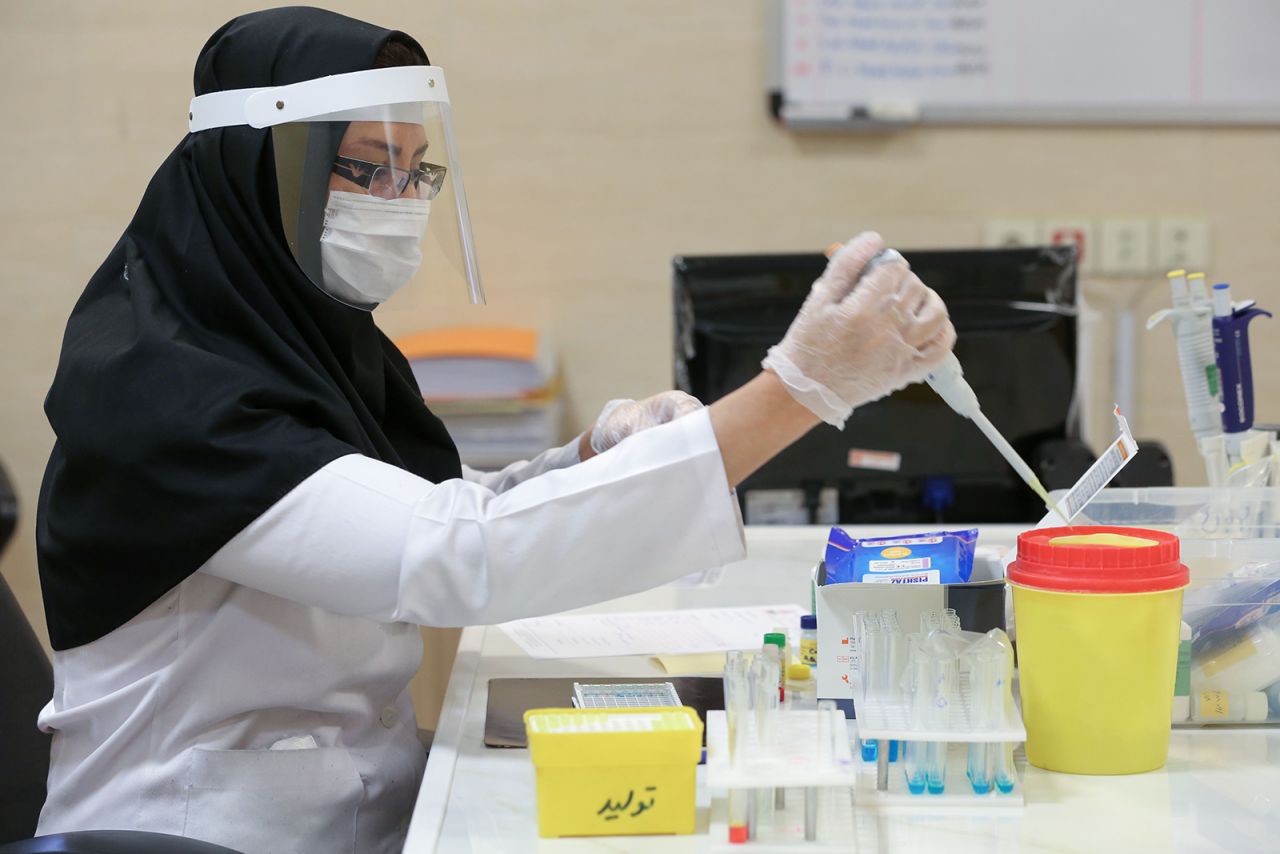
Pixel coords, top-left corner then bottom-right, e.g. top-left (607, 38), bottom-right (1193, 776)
top-left (1191, 690), bottom-right (1269, 723)
top-left (1191, 616), bottom-right (1280, 694)
top-left (786, 662), bottom-right (816, 710)
top-left (764, 632), bottom-right (788, 701)
top-left (800, 614), bottom-right (818, 668)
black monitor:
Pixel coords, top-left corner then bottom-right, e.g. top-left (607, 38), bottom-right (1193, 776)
top-left (673, 246), bottom-right (1084, 525)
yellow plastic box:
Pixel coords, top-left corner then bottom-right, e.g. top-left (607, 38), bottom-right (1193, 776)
top-left (523, 706), bottom-right (703, 839)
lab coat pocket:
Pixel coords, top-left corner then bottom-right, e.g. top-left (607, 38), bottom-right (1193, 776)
top-left (185, 745), bottom-right (364, 854)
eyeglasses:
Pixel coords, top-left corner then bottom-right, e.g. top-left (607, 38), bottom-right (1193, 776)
top-left (331, 155), bottom-right (447, 200)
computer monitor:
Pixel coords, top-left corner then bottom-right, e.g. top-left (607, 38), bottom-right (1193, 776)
top-left (673, 246), bottom-right (1083, 525)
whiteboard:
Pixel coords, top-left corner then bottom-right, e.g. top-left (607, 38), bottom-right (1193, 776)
top-left (773, 0), bottom-right (1280, 127)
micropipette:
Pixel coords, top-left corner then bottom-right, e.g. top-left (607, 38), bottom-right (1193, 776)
top-left (855, 248), bottom-right (1071, 525)
top-left (924, 351), bottom-right (1069, 524)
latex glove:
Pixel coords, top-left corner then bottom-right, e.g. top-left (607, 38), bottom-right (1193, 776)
top-left (589, 391), bottom-right (705, 454)
top-left (762, 232), bottom-right (955, 428)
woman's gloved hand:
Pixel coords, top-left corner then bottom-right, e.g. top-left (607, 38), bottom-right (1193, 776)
top-left (762, 231), bottom-right (955, 428)
top-left (587, 391), bottom-right (705, 455)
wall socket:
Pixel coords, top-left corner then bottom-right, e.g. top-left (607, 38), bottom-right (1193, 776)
top-left (1039, 220), bottom-right (1097, 273)
top-left (1155, 219), bottom-right (1210, 271)
top-left (982, 219), bottom-right (1038, 249)
top-left (983, 217), bottom-right (1208, 277)
top-left (1099, 219), bottom-right (1153, 276)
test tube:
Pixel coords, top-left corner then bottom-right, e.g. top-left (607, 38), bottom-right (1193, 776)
top-left (724, 652), bottom-right (749, 843)
top-left (920, 610), bottom-right (942, 635)
top-left (943, 608), bottom-right (962, 633)
top-left (849, 610), bottom-right (870, 691)
top-left (746, 655), bottom-right (766, 838)
top-left (991, 630), bottom-right (1017, 794)
top-left (864, 620), bottom-right (888, 697)
top-left (926, 648), bottom-right (957, 795)
top-left (754, 651), bottom-right (780, 829)
top-left (966, 647), bottom-right (994, 795)
top-left (882, 613), bottom-right (905, 763)
top-left (860, 620), bottom-right (887, 763)
top-left (904, 645), bottom-right (930, 795)
top-left (762, 635), bottom-right (783, 814)
top-left (809, 699), bottom-right (840, 842)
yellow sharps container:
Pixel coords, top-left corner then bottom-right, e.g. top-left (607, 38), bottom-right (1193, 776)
top-left (1009, 526), bottom-right (1189, 775)
top-left (524, 706), bottom-right (703, 838)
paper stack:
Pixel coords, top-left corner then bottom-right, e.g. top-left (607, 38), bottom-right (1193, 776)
top-left (397, 327), bottom-right (561, 468)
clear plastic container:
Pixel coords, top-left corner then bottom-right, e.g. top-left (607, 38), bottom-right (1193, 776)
top-left (1051, 487), bottom-right (1280, 726)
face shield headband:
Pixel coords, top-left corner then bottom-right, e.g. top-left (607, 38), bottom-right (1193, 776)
top-left (188, 66), bottom-right (484, 307)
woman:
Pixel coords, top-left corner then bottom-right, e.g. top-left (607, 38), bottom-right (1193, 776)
top-left (34, 8), bottom-right (954, 854)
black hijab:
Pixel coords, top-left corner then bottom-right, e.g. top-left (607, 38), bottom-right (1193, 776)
top-left (37, 7), bottom-right (462, 651)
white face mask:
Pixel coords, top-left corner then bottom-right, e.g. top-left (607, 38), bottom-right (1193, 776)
top-left (319, 190), bottom-right (432, 308)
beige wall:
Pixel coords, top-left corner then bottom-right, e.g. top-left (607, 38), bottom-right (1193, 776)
top-left (3, 1), bottom-right (1279, 727)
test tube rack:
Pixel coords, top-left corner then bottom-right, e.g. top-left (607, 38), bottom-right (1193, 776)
top-left (706, 708), bottom-right (858, 790)
top-left (706, 708), bottom-right (859, 848)
top-left (707, 786), bottom-right (857, 852)
top-left (852, 671), bottom-right (1027, 808)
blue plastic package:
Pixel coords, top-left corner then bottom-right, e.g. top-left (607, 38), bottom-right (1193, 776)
top-left (824, 527), bottom-right (978, 586)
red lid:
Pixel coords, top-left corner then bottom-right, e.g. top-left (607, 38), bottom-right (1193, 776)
top-left (728, 825), bottom-right (749, 844)
top-left (1008, 526), bottom-right (1189, 594)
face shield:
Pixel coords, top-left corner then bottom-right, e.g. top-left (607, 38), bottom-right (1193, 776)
top-left (188, 66), bottom-right (484, 308)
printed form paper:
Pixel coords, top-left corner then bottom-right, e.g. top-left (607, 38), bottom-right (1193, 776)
top-left (499, 604), bottom-right (806, 660)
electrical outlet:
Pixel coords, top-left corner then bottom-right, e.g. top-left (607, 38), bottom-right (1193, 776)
top-left (1099, 219), bottom-right (1153, 276)
top-left (983, 219), bottom-right (1038, 248)
top-left (1155, 218), bottom-right (1210, 272)
top-left (1039, 219), bottom-right (1096, 273)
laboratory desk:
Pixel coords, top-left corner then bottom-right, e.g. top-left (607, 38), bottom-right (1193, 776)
top-left (403, 525), bottom-right (1280, 853)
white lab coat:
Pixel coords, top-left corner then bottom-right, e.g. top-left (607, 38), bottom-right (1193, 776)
top-left (36, 410), bottom-right (744, 854)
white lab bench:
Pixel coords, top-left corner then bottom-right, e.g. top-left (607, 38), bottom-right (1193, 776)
top-left (403, 525), bottom-right (1280, 853)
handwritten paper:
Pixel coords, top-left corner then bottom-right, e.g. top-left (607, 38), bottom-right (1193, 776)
top-left (499, 605), bottom-right (805, 660)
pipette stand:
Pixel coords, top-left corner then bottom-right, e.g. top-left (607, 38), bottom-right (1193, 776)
top-left (706, 708), bottom-right (858, 848)
top-left (853, 671), bottom-right (1027, 809)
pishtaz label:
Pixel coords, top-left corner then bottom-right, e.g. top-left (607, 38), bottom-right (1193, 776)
top-left (863, 571), bottom-right (941, 584)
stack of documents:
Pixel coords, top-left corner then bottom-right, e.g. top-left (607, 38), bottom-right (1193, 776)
top-left (397, 327), bottom-right (561, 467)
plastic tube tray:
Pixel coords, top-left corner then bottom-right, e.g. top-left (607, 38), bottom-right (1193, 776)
top-left (705, 709), bottom-right (860, 789)
top-left (852, 672), bottom-right (1027, 743)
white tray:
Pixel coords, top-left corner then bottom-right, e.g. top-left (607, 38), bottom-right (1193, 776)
top-left (705, 709), bottom-right (859, 790)
top-left (853, 671), bottom-right (1027, 743)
